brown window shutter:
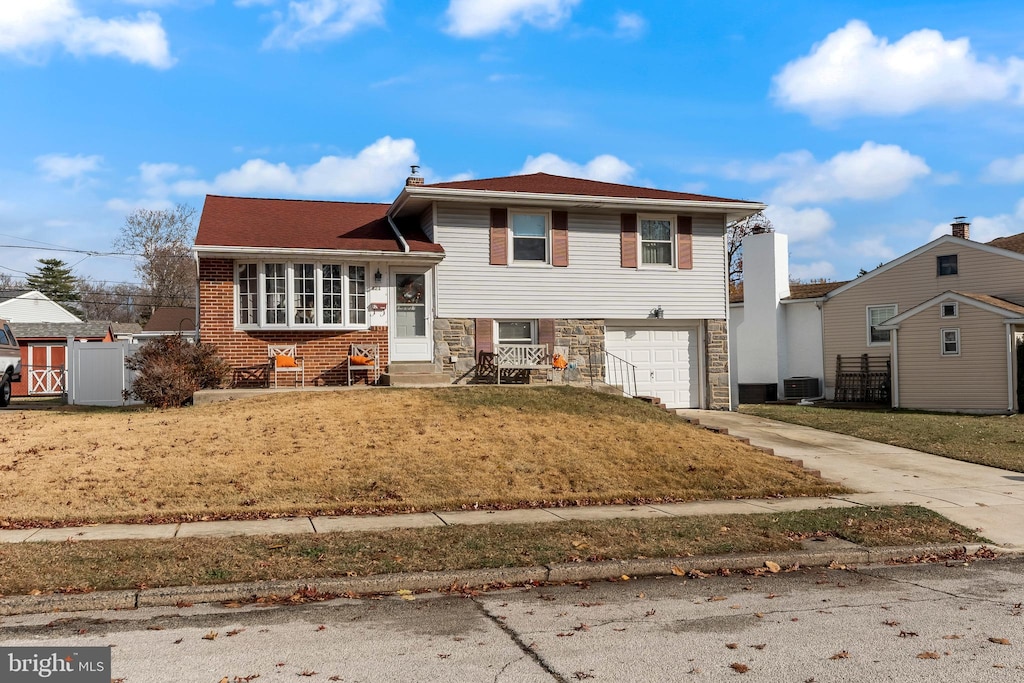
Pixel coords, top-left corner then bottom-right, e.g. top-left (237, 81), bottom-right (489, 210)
top-left (677, 215), bottom-right (693, 270)
top-left (538, 318), bottom-right (556, 355)
top-left (551, 211), bottom-right (569, 267)
top-left (620, 213), bottom-right (637, 268)
top-left (489, 208), bottom-right (508, 265)
top-left (475, 318), bottom-right (494, 356)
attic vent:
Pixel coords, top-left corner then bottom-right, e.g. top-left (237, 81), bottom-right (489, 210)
top-left (941, 302), bottom-right (958, 318)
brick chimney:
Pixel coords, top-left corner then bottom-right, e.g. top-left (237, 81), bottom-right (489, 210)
top-left (406, 165), bottom-right (424, 187)
top-left (951, 216), bottom-right (970, 240)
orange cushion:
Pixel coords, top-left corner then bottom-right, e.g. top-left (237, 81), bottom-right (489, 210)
top-left (275, 354), bottom-right (297, 368)
top-left (349, 355), bottom-right (374, 365)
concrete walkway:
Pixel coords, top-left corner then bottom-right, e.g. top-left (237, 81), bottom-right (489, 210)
top-left (678, 409), bottom-right (1024, 549)
top-left (2, 410), bottom-right (1021, 548)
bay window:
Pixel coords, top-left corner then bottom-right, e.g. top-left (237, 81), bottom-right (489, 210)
top-left (235, 261), bottom-right (370, 329)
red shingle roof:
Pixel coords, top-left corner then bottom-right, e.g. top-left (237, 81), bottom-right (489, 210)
top-left (144, 306), bottom-right (196, 332)
top-left (423, 173), bottom-right (755, 204)
top-left (195, 196), bottom-right (443, 254)
top-left (729, 280), bottom-right (849, 304)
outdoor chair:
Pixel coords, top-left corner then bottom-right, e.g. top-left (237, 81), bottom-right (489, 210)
top-left (347, 343), bottom-right (379, 385)
top-left (268, 345), bottom-right (304, 387)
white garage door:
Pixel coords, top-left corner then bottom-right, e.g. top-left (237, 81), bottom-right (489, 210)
top-left (605, 323), bottom-right (699, 409)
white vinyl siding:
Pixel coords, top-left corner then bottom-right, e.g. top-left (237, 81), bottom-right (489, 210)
top-left (433, 204), bottom-right (727, 319)
top-left (0, 294), bottom-right (81, 323)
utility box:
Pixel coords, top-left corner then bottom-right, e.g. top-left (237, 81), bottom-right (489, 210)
top-left (737, 383), bottom-right (778, 404)
top-left (784, 376), bottom-right (820, 399)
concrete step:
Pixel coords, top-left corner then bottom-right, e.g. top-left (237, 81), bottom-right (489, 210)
top-left (380, 373), bottom-right (452, 387)
top-left (387, 361), bottom-right (442, 374)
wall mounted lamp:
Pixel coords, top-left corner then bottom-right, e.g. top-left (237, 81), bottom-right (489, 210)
top-left (374, 269), bottom-right (382, 285)
top-left (651, 306), bottom-right (664, 319)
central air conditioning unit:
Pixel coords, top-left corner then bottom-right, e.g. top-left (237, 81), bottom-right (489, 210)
top-left (784, 377), bottom-right (820, 399)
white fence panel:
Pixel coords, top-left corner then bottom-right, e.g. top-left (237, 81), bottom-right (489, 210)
top-left (66, 338), bottom-right (143, 407)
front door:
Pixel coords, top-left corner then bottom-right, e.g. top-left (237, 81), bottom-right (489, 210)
top-left (391, 271), bottom-right (432, 361)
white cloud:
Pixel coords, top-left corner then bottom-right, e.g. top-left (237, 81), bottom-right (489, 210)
top-left (766, 142), bottom-right (930, 205)
top-left (445, 0), bottom-right (580, 38)
top-left (983, 154), bottom-right (1024, 184)
top-left (928, 200), bottom-right (1024, 242)
top-left (613, 11), bottom-right (646, 39)
top-left (518, 153), bottom-right (635, 183)
top-left (851, 236), bottom-right (897, 262)
top-left (263, 0), bottom-right (385, 49)
top-left (763, 205), bottom-right (835, 243)
top-left (773, 20), bottom-right (1024, 118)
top-left (0, 0), bottom-right (174, 68)
top-left (169, 136), bottom-right (418, 198)
top-left (790, 261), bottom-right (837, 281)
top-left (35, 153), bottom-right (103, 182)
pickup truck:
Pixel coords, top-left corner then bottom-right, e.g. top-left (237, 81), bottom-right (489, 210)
top-left (0, 318), bottom-right (21, 407)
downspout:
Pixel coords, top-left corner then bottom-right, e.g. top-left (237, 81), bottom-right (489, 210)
top-left (890, 329), bottom-right (899, 408)
top-left (193, 251), bottom-right (201, 342)
top-left (387, 215), bottom-right (411, 254)
top-left (1006, 322), bottom-right (1014, 413)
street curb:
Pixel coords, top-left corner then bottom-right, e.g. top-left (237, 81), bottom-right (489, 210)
top-left (2, 543), bottom-right (1017, 617)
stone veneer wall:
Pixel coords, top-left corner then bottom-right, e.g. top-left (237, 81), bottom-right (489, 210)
top-left (433, 318), bottom-right (606, 384)
top-left (705, 318), bottom-right (729, 409)
top-left (199, 258), bottom-right (388, 387)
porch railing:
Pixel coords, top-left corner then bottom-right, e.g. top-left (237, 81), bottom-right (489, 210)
top-left (494, 344), bottom-right (550, 384)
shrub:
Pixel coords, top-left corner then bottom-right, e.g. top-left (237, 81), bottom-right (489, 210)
top-left (125, 335), bottom-right (230, 408)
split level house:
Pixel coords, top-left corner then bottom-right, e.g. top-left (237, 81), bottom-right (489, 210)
top-left (730, 220), bottom-right (1024, 414)
top-left (193, 172), bottom-right (765, 409)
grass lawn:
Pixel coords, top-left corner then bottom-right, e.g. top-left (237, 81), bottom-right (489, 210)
top-left (0, 387), bottom-right (845, 527)
top-left (740, 405), bottom-right (1024, 472)
top-left (0, 507), bottom-right (980, 595)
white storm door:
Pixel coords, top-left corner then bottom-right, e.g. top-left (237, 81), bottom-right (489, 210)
top-left (390, 271), bottom-right (432, 361)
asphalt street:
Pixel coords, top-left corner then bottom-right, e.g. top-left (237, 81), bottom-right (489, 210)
top-left (1, 557), bottom-right (1022, 682)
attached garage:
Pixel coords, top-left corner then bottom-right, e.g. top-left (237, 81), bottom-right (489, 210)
top-left (605, 321), bottom-right (700, 408)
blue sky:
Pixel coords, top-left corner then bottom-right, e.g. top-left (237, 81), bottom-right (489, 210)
top-left (3, 0), bottom-right (1024, 288)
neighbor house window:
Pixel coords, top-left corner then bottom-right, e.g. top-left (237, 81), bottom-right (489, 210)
top-left (497, 320), bottom-right (536, 345)
top-left (236, 261), bottom-right (369, 329)
top-left (640, 216), bottom-right (674, 265)
top-left (937, 254), bottom-right (958, 276)
top-left (940, 302), bottom-right (958, 318)
top-left (510, 212), bottom-right (548, 262)
top-left (237, 263), bottom-right (258, 325)
top-left (941, 328), bottom-right (960, 356)
top-left (867, 304), bottom-right (897, 345)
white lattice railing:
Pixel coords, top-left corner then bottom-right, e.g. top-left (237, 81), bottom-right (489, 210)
top-left (28, 365), bottom-right (66, 395)
top-left (494, 345), bottom-right (549, 385)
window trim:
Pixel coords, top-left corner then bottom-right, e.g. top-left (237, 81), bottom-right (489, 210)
top-left (866, 304), bottom-right (897, 346)
top-left (508, 209), bottom-right (551, 266)
top-left (637, 214), bottom-right (676, 268)
top-left (233, 260), bottom-right (371, 331)
top-left (495, 319), bottom-right (537, 345)
top-left (940, 327), bottom-right (961, 356)
top-left (936, 254), bottom-right (959, 277)
top-left (940, 302), bottom-right (958, 319)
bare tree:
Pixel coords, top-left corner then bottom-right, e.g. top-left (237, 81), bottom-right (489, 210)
top-left (0, 272), bottom-right (21, 290)
top-left (114, 203), bottom-right (198, 317)
top-left (77, 278), bottom-right (145, 323)
top-left (726, 211), bottom-right (774, 287)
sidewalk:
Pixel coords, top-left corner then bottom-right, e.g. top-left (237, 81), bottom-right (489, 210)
top-left (678, 409), bottom-right (1024, 549)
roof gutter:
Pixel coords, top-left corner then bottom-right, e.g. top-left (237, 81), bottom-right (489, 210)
top-left (395, 186), bottom-right (766, 215)
top-left (387, 214), bottom-right (410, 254)
top-left (193, 245), bottom-right (439, 261)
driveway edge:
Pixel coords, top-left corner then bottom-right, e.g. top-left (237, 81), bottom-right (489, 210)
top-left (2, 543), bottom-right (1016, 617)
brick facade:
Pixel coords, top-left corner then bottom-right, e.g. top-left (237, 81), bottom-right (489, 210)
top-left (199, 258), bottom-right (388, 387)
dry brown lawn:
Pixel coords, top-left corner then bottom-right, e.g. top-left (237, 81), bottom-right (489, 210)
top-left (0, 387), bottom-right (844, 526)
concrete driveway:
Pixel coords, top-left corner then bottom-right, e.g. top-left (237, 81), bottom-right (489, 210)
top-left (677, 410), bottom-right (1024, 549)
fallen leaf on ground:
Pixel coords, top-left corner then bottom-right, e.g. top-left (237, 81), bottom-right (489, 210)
top-left (202, 631), bottom-right (217, 640)
top-left (708, 595), bottom-right (727, 602)
top-left (989, 637), bottom-right (1011, 645)
top-left (829, 651), bottom-right (850, 660)
top-left (765, 561), bottom-right (781, 573)
top-left (671, 566), bottom-right (686, 576)
top-left (942, 635), bottom-right (962, 640)
top-left (729, 663), bottom-right (749, 673)
top-left (917, 652), bottom-right (940, 660)
top-left (725, 643), bottom-right (738, 649)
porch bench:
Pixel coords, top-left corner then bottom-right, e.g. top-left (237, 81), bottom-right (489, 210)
top-left (494, 344), bottom-right (550, 385)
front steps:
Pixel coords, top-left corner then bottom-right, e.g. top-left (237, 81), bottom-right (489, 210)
top-left (380, 361), bottom-right (451, 387)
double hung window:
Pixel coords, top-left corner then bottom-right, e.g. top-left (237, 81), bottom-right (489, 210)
top-left (867, 304), bottom-right (896, 345)
top-left (510, 212), bottom-right (548, 262)
top-left (639, 216), bottom-right (674, 265)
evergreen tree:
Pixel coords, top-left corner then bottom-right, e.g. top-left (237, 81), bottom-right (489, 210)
top-left (25, 258), bottom-right (83, 317)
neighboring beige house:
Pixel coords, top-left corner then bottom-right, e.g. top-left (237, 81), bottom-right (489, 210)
top-left (732, 219), bottom-right (1024, 413)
